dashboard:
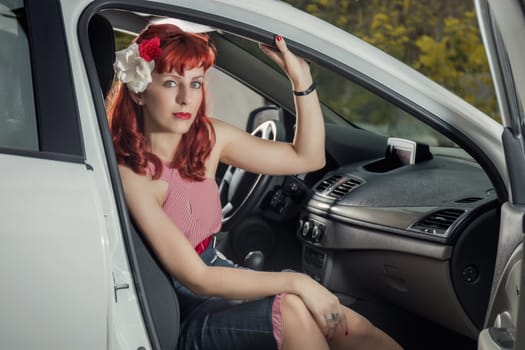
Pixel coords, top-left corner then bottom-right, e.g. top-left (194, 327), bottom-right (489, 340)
top-left (222, 119), bottom-right (501, 340)
top-left (293, 136), bottom-right (500, 339)
top-left (301, 153), bottom-right (496, 245)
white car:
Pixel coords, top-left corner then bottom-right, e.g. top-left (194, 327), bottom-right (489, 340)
top-left (0, 0), bottom-right (522, 349)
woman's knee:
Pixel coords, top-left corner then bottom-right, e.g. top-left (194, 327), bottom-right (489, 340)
top-left (345, 308), bottom-right (376, 339)
top-left (280, 294), bottom-right (317, 329)
top-left (280, 294), bottom-right (330, 350)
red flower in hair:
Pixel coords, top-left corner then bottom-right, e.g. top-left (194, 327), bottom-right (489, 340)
top-left (138, 37), bottom-right (161, 62)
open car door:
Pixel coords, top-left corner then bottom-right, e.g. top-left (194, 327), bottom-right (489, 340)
top-left (476, 0), bottom-right (525, 349)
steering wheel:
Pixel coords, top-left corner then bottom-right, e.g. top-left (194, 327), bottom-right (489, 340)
top-left (219, 120), bottom-right (278, 225)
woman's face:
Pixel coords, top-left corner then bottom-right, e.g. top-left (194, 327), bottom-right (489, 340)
top-left (140, 66), bottom-right (205, 136)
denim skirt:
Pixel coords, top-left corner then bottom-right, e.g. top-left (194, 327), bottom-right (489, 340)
top-left (173, 245), bottom-right (279, 350)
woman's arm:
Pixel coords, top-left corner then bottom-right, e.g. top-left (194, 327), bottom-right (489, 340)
top-left (119, 165), bottom-right (303, 297)
top-left (216, 36), bottom-right (325, 176)
top-left (120, 164), bottom-right (346, 336)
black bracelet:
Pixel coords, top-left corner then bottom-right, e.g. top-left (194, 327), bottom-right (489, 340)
top-left (293, 82), bottom-right (317, 96)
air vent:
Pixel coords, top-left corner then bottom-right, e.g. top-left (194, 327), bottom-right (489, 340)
top-left (411, 208), bottom-right (466, 236)
top-left (455, 197), bottom-right (482, 203)
top-left (315, 174), bottom-right (362, 199)
top-left (315, 175), bottom-right (343, 193)
top-left (329, 178), bottom-right (362, 199)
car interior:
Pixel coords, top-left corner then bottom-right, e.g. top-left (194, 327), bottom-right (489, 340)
top-left (85, 7), bottom-right (503, 350)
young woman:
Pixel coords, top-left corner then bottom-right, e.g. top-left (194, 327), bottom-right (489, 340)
top-left (107, 23), bottom-right (402, 350)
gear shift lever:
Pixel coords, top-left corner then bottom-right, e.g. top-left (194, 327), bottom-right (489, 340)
top-left (244, 250), bottom-right (265, 271)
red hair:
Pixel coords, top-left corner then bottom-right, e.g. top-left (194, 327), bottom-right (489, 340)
top-left (106, 24), bottom-right (216, 181)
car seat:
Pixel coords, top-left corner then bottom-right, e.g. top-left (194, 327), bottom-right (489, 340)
top-left (88, 13), bottom-right (180, 349)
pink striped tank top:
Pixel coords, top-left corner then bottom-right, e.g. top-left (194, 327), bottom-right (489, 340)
top-left (156, 164), bottom-right (285, 349)
top-left (155, 164), bottom-right (222, 252)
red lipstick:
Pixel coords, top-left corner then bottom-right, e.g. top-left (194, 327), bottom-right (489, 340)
top-left (173, 112), bottom-right (191, 120)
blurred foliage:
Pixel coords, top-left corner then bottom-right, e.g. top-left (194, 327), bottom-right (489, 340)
top-left (283, 0), bottom-right (500, 122)
top-left (114, 31), bottom-right (135, 50)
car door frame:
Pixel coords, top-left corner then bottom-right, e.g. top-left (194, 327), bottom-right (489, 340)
top-left (0, 0), bottom-right (111, 348)
top-left (475, 0), bottom-right (525, 349)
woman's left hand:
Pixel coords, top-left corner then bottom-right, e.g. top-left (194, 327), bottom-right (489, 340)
top-left (259, 35), bottom-right (312, 91)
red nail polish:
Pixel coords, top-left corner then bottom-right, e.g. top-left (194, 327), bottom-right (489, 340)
top-left (345, 330), bottom-right (348, 336)
top-left (276, 35), bottom-right (282, 42)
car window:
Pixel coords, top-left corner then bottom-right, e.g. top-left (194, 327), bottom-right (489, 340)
top-left (284, 0), bottom-right (500, 124)
top-left (206, 67), bottom-right (265, 129)
top-left (311, 64), bottom-right (455, 147)
top-left (224, 33), bottom-right (455, 147)
top-left (0, 0), bottom-right (38, 151)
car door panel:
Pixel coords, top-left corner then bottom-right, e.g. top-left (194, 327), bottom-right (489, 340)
top-left (0, 154), bottom-right (107, 349)
top-left (485, 203), bottom-right (524, 323)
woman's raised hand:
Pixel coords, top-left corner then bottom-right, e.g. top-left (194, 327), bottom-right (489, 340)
top-left (259, 35), bottom-right (313, 91)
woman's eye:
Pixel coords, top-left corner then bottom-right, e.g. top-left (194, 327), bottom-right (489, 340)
top-left (164, 80), bottom-right (177, 88)
top-left (191, 81), bottom-right (202, 89)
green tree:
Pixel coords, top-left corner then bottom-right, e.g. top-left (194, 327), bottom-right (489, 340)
top-left (414, 11), bottom-right (498, 117)
top-left (114, 31), bottom-right (135, 50)
top-left (283, 0), bottom-right (500, 121)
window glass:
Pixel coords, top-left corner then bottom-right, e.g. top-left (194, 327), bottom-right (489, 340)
top-left (0, 0), bottom-right (38, 151)
top-left (114, 16), bottom-right (449, 146)
top-left (224, 33), bottom-right (454, 147)
top-left (283, 0), bottom-right (500, 123)
top-left (311, 64), bottom-right (454, 146)
top-left (206, 67), bottom-right (265, 130)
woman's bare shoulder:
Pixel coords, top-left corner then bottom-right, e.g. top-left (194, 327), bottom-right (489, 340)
top-left (210, 117), bottom-right (225, 134)
top-left (210, 118), bottom-right (229, 149)
top-left (118, 164), bottom-right (151, 192)
top-left (210, 117), bottom-right (245, 143)
top-left (118, 164), bottom-right (146, 180)
top-left (118, 164), bottom-right (168, 207)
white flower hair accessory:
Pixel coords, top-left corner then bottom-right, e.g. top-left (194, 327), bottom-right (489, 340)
top-left (113, 37), bottom-right (162, 94)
